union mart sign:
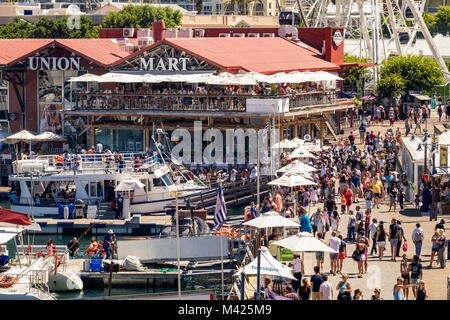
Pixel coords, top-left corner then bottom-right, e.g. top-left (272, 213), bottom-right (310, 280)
top-left (28, 56), bottom-right (81, 71)
top-left (139, 57), bottom-right (190, 71)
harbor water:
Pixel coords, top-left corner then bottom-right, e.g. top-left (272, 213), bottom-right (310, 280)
top-left (1, 200), bottom-right (244, 299)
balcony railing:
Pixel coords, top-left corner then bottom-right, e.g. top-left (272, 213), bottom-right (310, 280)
top-left (70, 90), bottom-right (338, 113)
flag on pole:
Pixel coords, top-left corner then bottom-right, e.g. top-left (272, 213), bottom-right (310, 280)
top-left (213, 185), bottom-right (228, 230)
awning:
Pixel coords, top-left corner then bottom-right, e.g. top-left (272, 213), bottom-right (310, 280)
top-left (410, 93), bottom-right (431, 101)
top-left (0, 208), bottom-right (31, 225)
top-left (0, 230), bottom-right (18, 245)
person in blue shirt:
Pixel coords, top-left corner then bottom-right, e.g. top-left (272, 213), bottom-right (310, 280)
top-left (103, 230), bottom-right (114, 259)
top-left (299, 210), bottom-right (312, 233)
top-left (250, 202), bottom-right (258, 219)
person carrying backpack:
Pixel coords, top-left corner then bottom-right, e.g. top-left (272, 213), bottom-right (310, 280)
top-left (411, 223), bottom-right (424, 257)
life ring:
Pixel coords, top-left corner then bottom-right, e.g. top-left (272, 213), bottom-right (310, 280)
top-left (0, 275), bottom-right (15, 287)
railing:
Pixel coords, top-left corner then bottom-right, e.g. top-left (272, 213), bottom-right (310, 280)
top-left (70, 90), bottom-right (339, 113)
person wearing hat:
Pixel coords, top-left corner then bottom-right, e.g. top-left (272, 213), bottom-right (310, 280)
top-left (103, 230), bottom-right (114, 259)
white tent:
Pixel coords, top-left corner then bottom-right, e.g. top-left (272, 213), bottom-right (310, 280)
top-left (243, 211), bottom-right (299, 229)
top-left (272, 232), bottom-right (338, 253)
top-left (268, 174), bottom-right (316, 187)
top-left (277, 160), bottom-right (318, 174)
top-left (272, 139), bottom-right (299, 149)
top-left (236, 246), bottom-right (296, 280)
top-left (287, 146), bottom-right (317, 159)
top-left (291, 138), bottom-right (305, 145)
top-left (115, 177), bottom-right (145, 191)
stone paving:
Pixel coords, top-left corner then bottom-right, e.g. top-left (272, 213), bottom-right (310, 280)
top-left (298, 111), bottom-right (449, 300)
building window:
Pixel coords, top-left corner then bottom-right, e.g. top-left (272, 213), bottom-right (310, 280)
top-left (94, 128), bottom-right (144, 152)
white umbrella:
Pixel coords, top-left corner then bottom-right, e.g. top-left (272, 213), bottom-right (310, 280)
top-left (34, 131), bottom-right (66, 142)
top-left (302, 143), bottom-right (322, 152)
top-left (68, 73), bottom-right (102, 82)
top-left (243, 211), bottom-right (299, 229)
top-left (272, 232), bottom-right (338, 253)
top-left (1, 130), bottom-right (37, 144)
top-left (235, 246), bottom-right (296, 280)
top-left (97, 72), bottom-right (144, 83)
top-left (115, 177), bottom-right (145, 191)
top-left (272, 139), bottom-right (299, 149)
top-left (291, 138), bottom-right (305, 145)
top-left (287, 146), bottom-right (317, 160)
top-left (268, 174), bottom-right (316, 187)
top-left (277, 160), bottom-right (318, 174)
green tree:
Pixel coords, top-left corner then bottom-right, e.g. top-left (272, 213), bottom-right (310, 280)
top-left (103, 4), bottom-right (183, 29)
top-left (378, 55), bottom-right (444, 94)
top-left (376, 74), bottom-right (405, 101)
top-left (342, 54), bottom-right (369, 96)
top-left (435, 6), bottom-right (450, 34)
top-left (0, 16), bottom-right (99, 39)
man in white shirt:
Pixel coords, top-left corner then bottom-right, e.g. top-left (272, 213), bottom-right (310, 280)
top-left (288, 254), bottom-right (303, 293)
top-left (368, 218), bottom-right (378, 255)
top-left (96, 141), bottom-right (103, 154)
top-left (328, 231), bottom-right (341, 275)
top-left (319, 274), bottom-right (333, 300)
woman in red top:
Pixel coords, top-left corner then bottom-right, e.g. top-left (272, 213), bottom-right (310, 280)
top-left (343, 185), bottom-right (353, 214)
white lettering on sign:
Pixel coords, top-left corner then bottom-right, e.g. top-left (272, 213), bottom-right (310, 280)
top-left (140, 57), bottom-right (190, 71)
top-left (28, 57), bottom-right (81, 71)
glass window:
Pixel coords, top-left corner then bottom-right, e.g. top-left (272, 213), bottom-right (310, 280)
top-left (39, 70), bottom-right (63, 103)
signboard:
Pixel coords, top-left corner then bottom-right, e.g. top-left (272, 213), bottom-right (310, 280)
top-left (140, 57), bottom-right (190, 71)
top-left (332, 30), bottom-right (343, 47)
top-left (440, 146), bottom-right (448, 167)
top-left (279, 248), bottom-right (294, 262)
top-left (154, 165), bottom-right (170, 178)
top-left (28, 56), bottom-right (81, 71)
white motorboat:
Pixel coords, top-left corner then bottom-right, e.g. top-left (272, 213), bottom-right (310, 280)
top-left (9, 152), bottom-right (211, 217)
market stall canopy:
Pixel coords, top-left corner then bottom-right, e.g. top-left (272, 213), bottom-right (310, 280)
top-left (268, 173), bottom-right (317, 187)
top-left (360, 93), bottom-right (377, 100)
top-left (115, 177), bottom-right (145, 191)
top-left (235, 246), bottom-right (296, 280)
top-left (272, 232), bottom-right (338, 253)
top-left (287, 146), bottom-right (317, 159)
top-left (272, 139), bottom-right (299, 149)
top-left (291, 138), bottom-right (305, 145)
top-left (1, 130), bottom-right (37, 144)
top-left (34, 131), bottom-right (66, 142)
top-left (277, 160), bottom-right (318, 174)
top-left (242, 211), bottom-right (299, 229)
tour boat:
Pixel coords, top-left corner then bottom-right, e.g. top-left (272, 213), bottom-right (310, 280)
top-left (8, 152), bottom-right (211, 217)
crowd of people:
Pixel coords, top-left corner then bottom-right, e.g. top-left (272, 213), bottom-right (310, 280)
top-left (242, 116), bottom-right (448, 300)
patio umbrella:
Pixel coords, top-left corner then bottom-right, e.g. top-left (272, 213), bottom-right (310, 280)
top-left (360, 93), bottom-right (377, 100)
top-left (272, 139), bottom-right (299, 149)
top-left (268, 174), bottom-right (316, 187)
top-left (290, 138), bottom-right (304, 145)
top-left (234, 246), bottom-right (296, 280)
top-left (34, 131), bottom-right (66, 142)
top-left (277, 160), bottom-right (318, 174)
top-left (1, 130), bottom-right (37, 144)
top-left (67, 73), bottom-right (102, 82)
top-left (115, 177), bottom-right (145, 192)
top-left (272, 232), bottom-right (337, 253)
top-left (287, 146), bottom-right (317, 160)
top-left (243, 211), bottom-right (299, 229)
top-left (302, 143), bottom-right (322, 152)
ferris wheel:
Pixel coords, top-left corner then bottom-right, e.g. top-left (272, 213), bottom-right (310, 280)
top-left (276, 0), bottom-right (450, 85)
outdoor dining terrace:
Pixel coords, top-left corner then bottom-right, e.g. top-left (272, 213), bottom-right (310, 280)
top-left (70, 90), bottom-right (339, 113)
